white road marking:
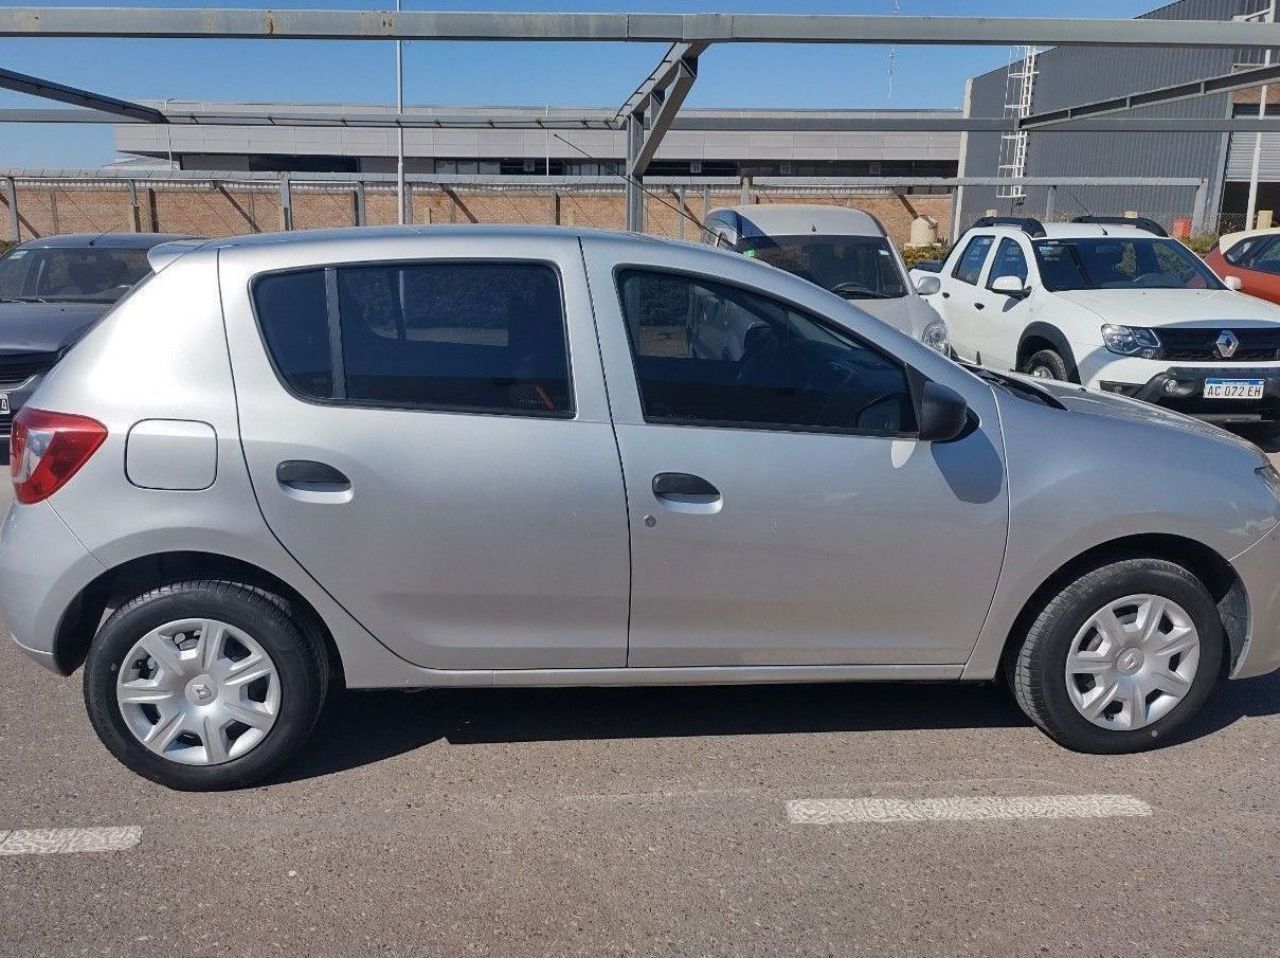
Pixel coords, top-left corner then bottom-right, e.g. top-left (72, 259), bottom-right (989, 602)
top-left (0, 826), bottom-right (142, 855)
top-left (786, 794), bottom-right (1152, 825)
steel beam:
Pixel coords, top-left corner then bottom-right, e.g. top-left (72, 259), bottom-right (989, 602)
top-left (1022, 61), bottom-right (1280, 129)
top-left (7, 107), bottom-right (1280, 134)
top-left (2, 10), bottom-right (1280, 48)
top-left (629, 48), bottom-right (702, 176)
top-left (625, 114), bottom-right (645, 232)
top-left (0, 66), bottom-right (165, 123)
top-left (616, 41), bottom-right (708, 124)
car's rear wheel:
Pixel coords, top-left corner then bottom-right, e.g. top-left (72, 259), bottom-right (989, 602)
top-left (84, 580), bottom-right (328, 790)
top-left (1010, 558), bottom-right (1223, 753)
top-left (1022, 348), bottom-right (1069, 381)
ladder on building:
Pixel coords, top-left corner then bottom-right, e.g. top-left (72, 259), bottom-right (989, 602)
top-left (996, 46), bottom-right (1038, 200)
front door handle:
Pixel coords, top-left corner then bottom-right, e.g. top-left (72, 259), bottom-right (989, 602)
top-left (652, 472), bottom-right (723, 515)
top-left (276, 460), bottom-right (352, 502)
top-left (974, 302), bottom-right (986, 310)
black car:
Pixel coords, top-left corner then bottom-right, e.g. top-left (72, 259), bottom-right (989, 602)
top-left (0, 232), bottom-right (199, 438)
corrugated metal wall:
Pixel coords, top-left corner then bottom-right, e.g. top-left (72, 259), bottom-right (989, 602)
top-left (959, 0), bottom-right (1254, 236)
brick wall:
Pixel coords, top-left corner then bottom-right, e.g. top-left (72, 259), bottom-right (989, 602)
top-left (0, 181), bottom-right (952, 247)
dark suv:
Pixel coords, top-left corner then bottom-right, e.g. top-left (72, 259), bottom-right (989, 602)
top-left (0, 232), bottom-right (198, 438)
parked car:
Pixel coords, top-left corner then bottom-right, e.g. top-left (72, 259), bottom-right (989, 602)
top-left (4, 225), bottom-right (1280, 790)
top-left (923, 216), bottom-right (1280, 436)
top-left (701, 204), bottom-right (950, 354)
top-left (0, 233), bottom-right (199, 439)
top-left (1203, 226), bottom-right (1280, 305)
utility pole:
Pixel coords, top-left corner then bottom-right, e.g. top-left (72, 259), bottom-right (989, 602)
top-left (396, 0), bottom-right (407, 225)
top-left (1246, 0), bottom-right (1277, 231)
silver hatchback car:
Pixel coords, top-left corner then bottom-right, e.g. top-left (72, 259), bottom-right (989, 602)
top-left (3, 226), bottom-right (1279, 790)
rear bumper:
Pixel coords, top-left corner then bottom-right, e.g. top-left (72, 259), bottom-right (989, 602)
top-left (0, 499), bottom-right (104, 674)
top-left (1099, 366), bottom-right (1280, 424)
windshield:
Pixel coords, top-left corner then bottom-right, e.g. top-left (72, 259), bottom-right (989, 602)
top-left (1031, 237), bottom-right (1222, 292)
top-left (735, 234), bottom-right (908, 300)
top-left (0, 246), bottom-right (153, 304)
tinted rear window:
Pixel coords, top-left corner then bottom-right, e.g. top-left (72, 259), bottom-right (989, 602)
top-left (252, 261), bottom-right (572, 417)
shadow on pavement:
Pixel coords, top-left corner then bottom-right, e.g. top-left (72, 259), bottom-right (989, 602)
top-left (276, 670), bottom-right (1280, 784)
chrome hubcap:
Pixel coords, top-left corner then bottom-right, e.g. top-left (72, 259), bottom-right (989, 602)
top-left (116, 618), bottom-right (281, 766)
top-left (1065, 594), bottom-right (1200, 732)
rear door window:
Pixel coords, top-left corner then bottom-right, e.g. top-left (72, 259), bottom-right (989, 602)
top-left (952, 235), bottom-right (995, 286)
top-left (252, 261), bottom-right (572, 417)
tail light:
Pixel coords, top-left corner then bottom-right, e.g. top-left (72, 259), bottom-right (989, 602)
top-left (10, 408), bottom-right (107, 505)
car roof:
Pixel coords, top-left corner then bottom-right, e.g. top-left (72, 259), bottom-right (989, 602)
top-left (708, 204), bottom-right (886, 239)
top-left (1218, 225), bottom-right (1280, 253)
top-left (14, 232), bottom-right (201, 251)
top-left (970, 223), bottom-right (1165, 241)
top-left (187, 223), bottom-right (679, 254)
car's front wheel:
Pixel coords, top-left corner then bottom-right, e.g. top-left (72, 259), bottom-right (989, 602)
top-left (84, 580), bottom-right (328, 790)
top-left (1021, 348), bottom-right (1069, 381)
top-left (1010, 558), bottom-right (1223, 753)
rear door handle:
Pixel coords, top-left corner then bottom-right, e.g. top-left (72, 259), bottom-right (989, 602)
top-left (276, 460), bottom-right (352, 501)
top-left (941, 291), bottom-right (950, 299)
top-left (652, 472), bottom-right (723, 515)
top-left (974, 302), bottom-right (986, 310)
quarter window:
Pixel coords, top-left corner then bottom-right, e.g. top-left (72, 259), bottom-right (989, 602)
top-left (252, 261), bottom-right (572, 416)
top-left (616, 269), bottom-right (916, 435)
top-left (952, 235), bottom-right (995, 286)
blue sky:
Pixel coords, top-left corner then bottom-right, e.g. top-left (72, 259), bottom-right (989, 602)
top-left (0, 0), bottom-right (1159, 167)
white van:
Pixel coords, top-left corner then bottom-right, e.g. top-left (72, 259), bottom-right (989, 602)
top-left (701, 204), bottom-right (949, 353)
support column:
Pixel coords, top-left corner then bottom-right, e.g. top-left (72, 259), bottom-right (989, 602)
top-left (1191, 179), bottom-right (1209, 236)
top-left (279, 175), bottom-right (292, 232)
top-left (354, 181), bottom-right (367, 226)
top-left (1044, 185), bottom-right (1056, 223)
top-left (127, 180), bottom-right (141, 232)
top-left (2, 177), bottom-right (18, 243)
top-left (625, 112), bottom-right (645, 233)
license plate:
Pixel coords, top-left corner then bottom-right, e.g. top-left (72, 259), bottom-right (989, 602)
top-left (1204, 379), bottom-right (1265, 400)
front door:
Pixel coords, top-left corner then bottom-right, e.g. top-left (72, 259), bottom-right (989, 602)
top-left (968, 237), bottom-right (1033, 371)
top-left (220, 237), bottom-right (631, 671)
top-left (584, 247), bottom-right (1009, 668)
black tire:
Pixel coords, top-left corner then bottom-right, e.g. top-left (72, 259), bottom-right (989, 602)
top-left (1021, 348), bottom-right (1069, 381)
top-left (1010, 558), bottom-right (1223, 754)
top-left (84, 579), bottom-right (328, 790)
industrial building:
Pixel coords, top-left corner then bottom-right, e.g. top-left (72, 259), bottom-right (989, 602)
top-left (958, 0), bottom-right (1280, 234)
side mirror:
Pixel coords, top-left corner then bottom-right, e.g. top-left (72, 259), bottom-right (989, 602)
top-left (917, 380), bottom-right (970, 443)
top-left (1224, 275), bottom-right (1244, 292)
top-left (990, 275), bottom-right (1030, 298)
top-left (914, 274), bottom-right (942, 296)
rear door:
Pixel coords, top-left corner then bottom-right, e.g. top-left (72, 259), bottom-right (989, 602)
top-left (968, 237), bottom-right (1033, 371)
top-left (219, 234), bottom-right (630, 671)
top-left (939, 234), bottom-right (995, 363)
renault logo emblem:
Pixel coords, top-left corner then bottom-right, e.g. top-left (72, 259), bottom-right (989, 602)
top-left (1216, 330), bottom-right (1240, 359)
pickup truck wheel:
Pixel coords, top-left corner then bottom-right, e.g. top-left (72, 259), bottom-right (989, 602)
top-left (1022, 349), bottom-right (1069, 381)
top-left (83, 579), bottom-right (328, 791)
top-left (1010, 558), bottom-right (1222, 754)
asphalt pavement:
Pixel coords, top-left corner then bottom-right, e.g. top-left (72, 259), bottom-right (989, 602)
top-left (1, 472), bottom-right (1278, 957)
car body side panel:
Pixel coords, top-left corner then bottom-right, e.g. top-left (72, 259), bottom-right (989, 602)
top-left (580, 234), bottom-right (1011, 668)
top-left (962, 386), bottom-right (1280, 680)
top-left (217, 232), bottom-right (632, 671)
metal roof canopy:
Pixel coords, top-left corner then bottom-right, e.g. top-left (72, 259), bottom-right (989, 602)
top-left (3, 9), bottom-right (1280, 46)
top-left (3, 9), bottom-right (1280, 230)
top-left (7, 107), bottom-right (1280, 134)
